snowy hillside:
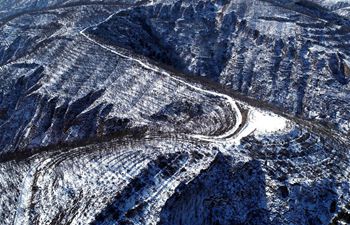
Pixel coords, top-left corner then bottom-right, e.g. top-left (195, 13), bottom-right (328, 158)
top-left (0, 0), bottom-right (349, 224)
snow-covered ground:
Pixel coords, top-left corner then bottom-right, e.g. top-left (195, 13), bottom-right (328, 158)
top-left (0, 0), bottom-right (349, 224)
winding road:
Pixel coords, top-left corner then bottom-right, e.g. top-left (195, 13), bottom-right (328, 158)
top-left (79, 12), bottom-right (289, 148)
top-left (10, 11), bottom-right (291, 224)
top-left (4, 2), bottom-right (350, 224)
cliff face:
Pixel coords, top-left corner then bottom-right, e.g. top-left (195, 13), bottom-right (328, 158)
top-left (0, 0), bottom-right (349, 225)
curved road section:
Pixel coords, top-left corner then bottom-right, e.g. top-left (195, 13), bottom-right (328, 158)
top-left (80, 12), bottom-right (290, 150)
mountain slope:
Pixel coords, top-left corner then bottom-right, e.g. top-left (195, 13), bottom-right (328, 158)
top-left (0, 0), bottom-right (349, 225)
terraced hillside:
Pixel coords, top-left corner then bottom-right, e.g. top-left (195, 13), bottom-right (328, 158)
top-left (88, 0), bottom-right (350, 136)
top-left (0, 0), bottom-right (349, 225)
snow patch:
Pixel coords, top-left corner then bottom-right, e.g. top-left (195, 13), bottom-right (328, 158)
top-left (227, 109), bottom-right (291, 146)
top-left (251, 110), bottom-right (289, 135)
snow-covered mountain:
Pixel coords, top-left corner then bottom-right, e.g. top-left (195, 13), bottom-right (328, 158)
top-left (0, 0), bottom-right (349, 224)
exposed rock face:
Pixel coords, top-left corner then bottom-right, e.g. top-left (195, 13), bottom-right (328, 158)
top-left (0, 0), bottom-right (349, 225)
